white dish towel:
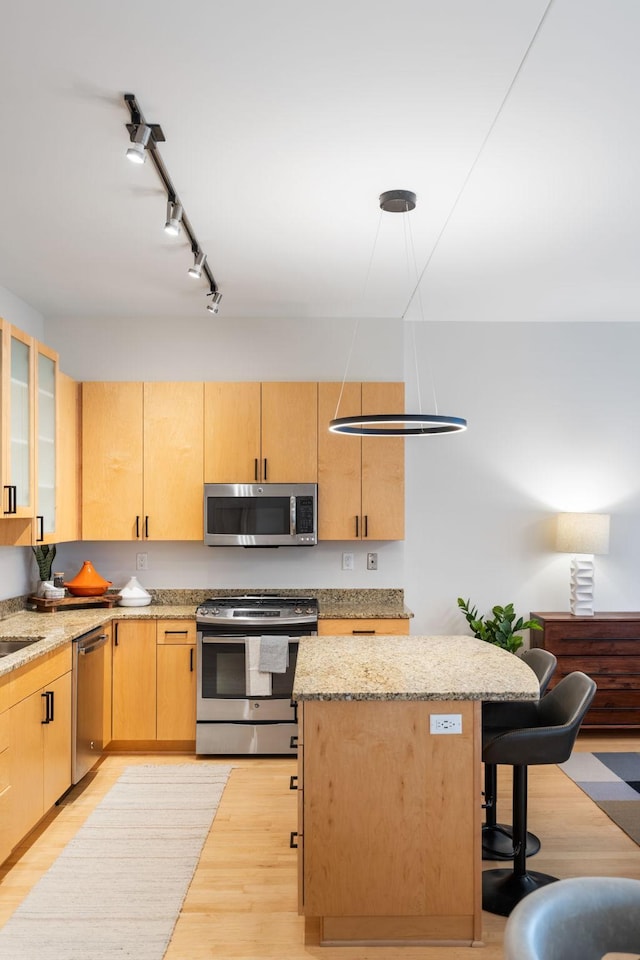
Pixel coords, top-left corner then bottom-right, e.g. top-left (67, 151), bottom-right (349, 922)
top-left (259, 636), bottom-right (290, 673)
top-left (245, 637), bottom-right (272, 696)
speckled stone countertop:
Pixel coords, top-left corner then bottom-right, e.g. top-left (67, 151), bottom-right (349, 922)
top-left (292, 634), bottom-right (540, 702)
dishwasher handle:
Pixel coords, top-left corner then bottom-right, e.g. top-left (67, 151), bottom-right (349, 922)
top-left (78, 633), bottom-right (109, 655)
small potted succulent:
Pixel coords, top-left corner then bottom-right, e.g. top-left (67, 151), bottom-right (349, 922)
top-left (32, 543), bottom-right (57, 595)
top-left (457, 597), bottom-right (542, 654)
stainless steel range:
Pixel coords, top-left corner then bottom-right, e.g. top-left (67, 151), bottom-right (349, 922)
top-left (195, 595), bottom-right (318, 755)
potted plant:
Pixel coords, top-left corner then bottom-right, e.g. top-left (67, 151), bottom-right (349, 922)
top-left (32, 543), bottom-right (57, 595)
top-left (457, 597), bottom-right (542, 654)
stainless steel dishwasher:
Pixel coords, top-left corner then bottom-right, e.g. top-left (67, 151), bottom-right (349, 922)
top-left (72, 625), bottom-right (108, 784)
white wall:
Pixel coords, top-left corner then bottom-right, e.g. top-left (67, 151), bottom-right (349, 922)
top-left (16, 311), bottom-right (640, 634)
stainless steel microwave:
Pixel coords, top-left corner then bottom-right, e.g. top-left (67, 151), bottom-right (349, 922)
top-left (204, 483), bottom-right (317, 547)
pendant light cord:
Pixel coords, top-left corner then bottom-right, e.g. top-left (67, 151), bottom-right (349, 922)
top-left (402, 0), bottom-right (555, 319)
top-left (334, 210), bottom-right (384, 420)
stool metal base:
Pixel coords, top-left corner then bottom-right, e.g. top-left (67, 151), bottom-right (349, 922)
top-left (482, 823), bottom-right (541, 861)
top-left (482, 868), bottom-right (558, 916)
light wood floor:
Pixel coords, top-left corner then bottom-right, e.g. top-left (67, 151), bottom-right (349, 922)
top-left (1, 732), bottom-right (639, 958)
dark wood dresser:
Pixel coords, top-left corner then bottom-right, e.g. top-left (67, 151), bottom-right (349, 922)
top-left (529, 612), bottom-right (640, 728)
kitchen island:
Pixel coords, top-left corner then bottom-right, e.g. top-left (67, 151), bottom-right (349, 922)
top-left (292, 634), bottom-right (539, 947)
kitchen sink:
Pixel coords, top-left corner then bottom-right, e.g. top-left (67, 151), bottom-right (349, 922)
top-left (0, 637), bottom-right (44, 657)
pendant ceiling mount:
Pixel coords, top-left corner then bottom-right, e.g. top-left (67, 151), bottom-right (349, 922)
top-left (379, 189), bottom-right (416, 212)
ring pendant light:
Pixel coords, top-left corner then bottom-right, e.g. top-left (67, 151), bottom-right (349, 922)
top-left (329, 190), bottom-right (468, 438)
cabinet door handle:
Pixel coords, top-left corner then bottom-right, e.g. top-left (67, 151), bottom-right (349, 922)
top-left (254, 458), bottom-right (259, 482)
top-left (289, 775), bottom-right (298, 791)
top-left (355, 515), bottom-right (359, 537)
top-left (263, 458), bottom-right (268, 481)
top-left (114, 623), bottom-right (119, 647)
top-left (36, 515), bottom-right (44, 542)
top-left (289, 831), bottom-right (299, 849)
top-left (189, 647), bottom-right (194, 672)
top-left (352, 629), bottom-right (375, 635)
top-left (48, 690), bottom-right (55, 722)
top-left (41, 691), bottom-right (50, 724)
top-left (4, 485), bottom-right (16, 515)
top-left (135, 516), bottom-right (140, 538)
top-left (144, 516), bottom-right (149, 538)
top-left (363, 515), bottom-right (368, 538)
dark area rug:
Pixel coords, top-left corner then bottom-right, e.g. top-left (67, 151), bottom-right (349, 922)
top-left (559, 752), bottom-right (640, 845)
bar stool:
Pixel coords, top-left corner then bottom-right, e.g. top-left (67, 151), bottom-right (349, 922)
top-left (482, 670), bottom-right (597, 917)
top-left (482, 648), bottom-right (557, 860)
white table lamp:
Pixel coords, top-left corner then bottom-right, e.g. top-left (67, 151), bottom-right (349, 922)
top-left (555, 512), bottom-right (610, 616)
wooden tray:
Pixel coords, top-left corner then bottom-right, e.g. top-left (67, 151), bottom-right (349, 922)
top-left (28, 594), bottom-right (121, 613)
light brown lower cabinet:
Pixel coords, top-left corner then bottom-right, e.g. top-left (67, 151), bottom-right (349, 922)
top-left (156, 620), bottom-right (196, 742)
top-left (111, 619), bottom-right (196, 745)
top-left (6, 645), bottom-right (72, 858)
top-left (317, 618), bottom-right (409, 636)
top-left (296, 699), bottom-right (482, 946)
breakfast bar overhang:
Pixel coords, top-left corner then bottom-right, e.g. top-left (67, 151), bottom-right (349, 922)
top-left (292, 635), bottom-right (540, 947)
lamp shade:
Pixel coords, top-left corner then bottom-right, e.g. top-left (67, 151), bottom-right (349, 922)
top-left (556, 513), bottom-right (610, 556)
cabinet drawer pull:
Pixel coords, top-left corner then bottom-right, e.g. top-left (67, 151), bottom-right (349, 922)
top-left (289, 775), bottom-right (298, 791)
top-left (352, 629), bottom-right (376, 635)
top-left (289, 831), bottom-right (299, 849)
top-left (164, 630), bottom-right (189, 635)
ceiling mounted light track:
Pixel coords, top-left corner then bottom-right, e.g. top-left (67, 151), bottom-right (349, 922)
top-left (329, 190), bottom-right (467, 438)
top-left (123, 93), bottom-right (222, 314)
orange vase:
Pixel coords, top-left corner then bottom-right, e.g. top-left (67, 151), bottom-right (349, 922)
top-left (64, 560), bottom-right (112, 597)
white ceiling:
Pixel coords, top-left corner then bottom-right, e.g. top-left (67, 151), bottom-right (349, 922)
top-left (0, 0), bottom-right (638, 324)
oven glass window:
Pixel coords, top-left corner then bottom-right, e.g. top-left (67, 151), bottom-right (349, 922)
top-left (200, 640), bottom-right (299, 698)
top-left (207, 497), bottom-right (291, 535)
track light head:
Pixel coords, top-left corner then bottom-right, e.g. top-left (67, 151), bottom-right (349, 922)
top-left (188, 250), bottom-right (206, 279)
top-left (206, 291), bottom-right (223, 314)
top-left (126, 123), bottom-right (152, 164)
top-left (164, 200), bottom-right (183, 236)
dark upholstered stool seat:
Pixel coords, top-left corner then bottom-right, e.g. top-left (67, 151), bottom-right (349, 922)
top-left (482, 648), bottom-right (557, 860)
top-left (482, 670), bottom-right (597, 917)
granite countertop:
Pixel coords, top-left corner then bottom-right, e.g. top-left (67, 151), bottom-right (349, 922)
top-left (0, 588), bottom-right (413, 680)
top-left (292, 634), bottom-right (540, 702)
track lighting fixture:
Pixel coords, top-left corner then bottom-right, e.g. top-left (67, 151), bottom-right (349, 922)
top-left (207, 290), bottom-right (223, 314)
top-left (126, 123), bottom-right (152, 164)
top-left (164, 199), bottom-right (183, 236)
top-left (188, 250), bottom-right (206, 279)
top-left (123, 93), bottom-right (222, 314)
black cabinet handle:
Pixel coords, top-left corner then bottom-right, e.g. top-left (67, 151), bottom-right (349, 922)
top-left (48, 690), bottom-right (54, 722)
top-left (41, 691), bottom-right (50, 724)
top-left (36, 515), bottom-right (44, 542)
top-left (189, 647), bottom-right (194, 672)
top-left (289, 831), bottom-right (299, 849)
top-left (144, 516), bottom-right (149, 538)
top-left (290, 735), bottom-right (298, 750)
top-left (364, 515), bottom-right (368, 538)
top-left (135, 516), bottom-right (140, 538)
top-left (263, 458), bottom-right (268, 481)
top-left (289, 775), bottom-right (298, 791)
top-left (114, 624), bottom-right (119, 647)
top-left (254, 458), bottom-right (259, 481)
top-left (352, 629), bottom-right (375, 635)
top-left (4, 485), bottom-right (16, 515)
top-left (289, 698), bottom-right (298, 723)
top-left (355, 515), bottom-right (359, 537)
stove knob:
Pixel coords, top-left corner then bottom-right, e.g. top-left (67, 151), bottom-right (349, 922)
top-left (294, 606), bottom-right (302, 615)
top-left (209, 607), bottom-right (219, 616)
top-left (306, 606), bottom-right (315, 615)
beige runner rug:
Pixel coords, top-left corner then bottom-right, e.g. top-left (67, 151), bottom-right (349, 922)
top-left (0, 763), bottom-right (232, 960)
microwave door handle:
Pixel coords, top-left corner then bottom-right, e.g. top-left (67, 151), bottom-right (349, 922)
top-left (290, 496), bottom-right (296, 535)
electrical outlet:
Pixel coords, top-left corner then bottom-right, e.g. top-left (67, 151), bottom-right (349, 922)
top-left (367, 552), bottom-right (378, 570)
top-left (430, 714), bottom-right (463, 735)
top-left (342, 552), bottom-right (354, 571)
top-left (136, 553), bottom-right (148, 571)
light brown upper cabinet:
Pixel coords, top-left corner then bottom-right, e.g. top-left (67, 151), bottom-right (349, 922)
top-left (318, 382), bottom-right (405, 540)
top-left (82, 381), bottom-right (204, 540)
top-left (1, 323), bottom-right (35, 522)
top-left (204, 382), bottom-right (317, 483)
top-left (54, 372), bottom-right (81, 543)
top-left (33, 341), bottom-right (59, 544)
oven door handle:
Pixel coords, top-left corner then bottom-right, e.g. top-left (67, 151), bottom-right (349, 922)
top-left (290, 495), bottom-right (296, 536)
top-left (199, 636), bottom-right (249, 644)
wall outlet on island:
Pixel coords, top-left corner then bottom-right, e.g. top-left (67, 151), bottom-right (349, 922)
top-left (136, 553), bottom-right (148, 571)
top-left (342, 552), bottom-right (354, 571)
top-left (430, 714), bottom-right (462, 735)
